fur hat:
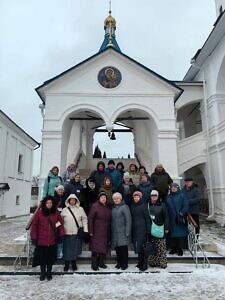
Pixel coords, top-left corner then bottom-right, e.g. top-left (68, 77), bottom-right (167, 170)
top-left (123, 172), bottom-right (130, 180)
top-left (150, 190), bottom-right (159, 196)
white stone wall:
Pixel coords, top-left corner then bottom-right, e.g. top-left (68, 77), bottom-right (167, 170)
top-left (0, 116), bottom-right (35, 217)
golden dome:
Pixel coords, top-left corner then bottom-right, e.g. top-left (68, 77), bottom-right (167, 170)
top-left (104, 11), bottom-right (116, 28)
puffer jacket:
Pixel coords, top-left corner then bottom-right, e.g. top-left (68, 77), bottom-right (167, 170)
top-left (61, 198), bottom-right (88, 235)
top-left (42, 172), bottom-right (63, 198)
top-left (111, 200), bottom-right (132, 248)
top-left (31, 209), bottom-right (65, 246)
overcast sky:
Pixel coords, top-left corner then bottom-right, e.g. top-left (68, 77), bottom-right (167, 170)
top-left (0, 0), bottom-right (216, 174)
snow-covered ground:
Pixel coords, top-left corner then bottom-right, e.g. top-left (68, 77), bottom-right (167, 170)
top-left (0, 264), bottom-right (225, 300)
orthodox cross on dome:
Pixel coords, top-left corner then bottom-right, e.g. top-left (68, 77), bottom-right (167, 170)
top-left (99, 1), bottom-right (121, 52)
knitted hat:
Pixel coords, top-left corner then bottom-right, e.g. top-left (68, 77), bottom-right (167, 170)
top-left (133, 191), bottom-right (143, 198)
top-left (150, 190), bottom-right (159, 196)
top-left (123, 172), bottom-right (130, 180)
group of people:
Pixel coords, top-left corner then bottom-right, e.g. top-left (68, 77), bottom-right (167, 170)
top-left (30, 160), bottom-right (201, 281)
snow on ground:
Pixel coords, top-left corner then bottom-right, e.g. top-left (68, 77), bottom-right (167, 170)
top-left (0, 264), bottom-right (225, 300)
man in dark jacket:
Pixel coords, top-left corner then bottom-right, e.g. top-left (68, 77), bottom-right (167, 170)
top-left (182, 177), bottom-right (201, 235)
top-left (151, 164), bottom-right (173, 202)
top-left (90, 161), bottom-right (107, 191)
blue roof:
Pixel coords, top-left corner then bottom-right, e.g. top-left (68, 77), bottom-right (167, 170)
top-left (99, 34), bottom-right (121, 52)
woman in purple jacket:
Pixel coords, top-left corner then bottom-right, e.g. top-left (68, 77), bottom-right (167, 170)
top-left (88, 192), bottom-right (111, 271)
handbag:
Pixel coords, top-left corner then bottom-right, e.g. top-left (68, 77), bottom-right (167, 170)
top-left (68, 207), bottom-right (87, 240)
top-left (151, 221), bottom-right (164, 238)
top-left (176, 213), bottom-right (187, 225)
top-left (171, 201), bottom-right (187, 226)
top-left (148, 203), bottom-right (165, 238)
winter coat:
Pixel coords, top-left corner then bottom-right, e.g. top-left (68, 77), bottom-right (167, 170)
top-left (111, 200), bottom-right (132, 248)
top-left (137, 181), bottom-right (154, 203)
top-left (61, 198), bottom-right (88, 235)
top-left (130, 200), bottom-right (150, 253)
top-left (129, 172), bottom-right (140, 186)
top-left (80, 178), bottom-right (98, 215)
top-left (182, 185), bottom-right (201, 214)
top-left (90, 162), bottom-right (108, 190)
top-left (151, 169), bottom-right (173, 198)
top-left (64, 180), bottom-right (83, 200)
top-left (166, 190), bottom-right (189, 238)
top-left (148, 200), bottom-right (170, 238)
top-left (105, 167), bottom-right (122, 190)
top-left (88, 201), bottom-right (111, 254)
top-left (42, 172), bottom-right (63, 198)
top-left (119, 183), bottom-right (136, 206)
top-left (53, 191), bottom-right (67, 209)
top-left (31, 209), bottom-right (65, 246)
top-left (61, 167), bottom-right (78, 183)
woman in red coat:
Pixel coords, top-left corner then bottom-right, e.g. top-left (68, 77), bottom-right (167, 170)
top-left (31, 196), bottom-right (65, 281)
top-left (88, 192), bottom-right (111, 271)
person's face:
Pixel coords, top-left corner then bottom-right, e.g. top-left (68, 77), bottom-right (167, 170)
top-left (98, 164), bottom-right (104, 171)
top-left (113, 195), bottom-right (122, 205)
top-left (52, 168), bottom-right (59, 176)
top-left (171, 186), bottom-right (178, 193)
top-left (99, 195), bottom-right (107, 205)
top-left (57, 188), bottom-right (64, 196)
top-left (185, 181), bottom-right (193, 188)
top-left (69, 198), bottom-right (76, 206)
top-left (117, 165), bottom-right (122, 170)
top-left (156, 165), bottom-right (163, 172)
top-left (105, 178), bottom-right (111, 186)
top-left (133, 195), bottom-right (141, 203)
top-left (69, 164), bottom-right (76, 171)
top-left (139, 168), bottom-right (145, 174)
top-left (150, 195), bottom-right (158, 204)
top-left (74, 175), bottom-right (80, 182)
top-left (88, 181), bottom-right (95, 189)
top-left (108, 163), bottom-right (114, 170)
top-left (130, 165), bottom-right (136, 172)
top-left (141, 175), bottom-right (148, 183)
top-left (124, 178), bottom-right (130, 184)
top-left (45, 200), bottom-right (53, 209)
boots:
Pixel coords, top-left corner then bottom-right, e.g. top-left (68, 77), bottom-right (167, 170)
top-left (91, 255), bottom-right (99, 271)
top-left (98, 254), bottom-right (107, 269)
top-left (136, 252), bottom-right (142, 269)
top-left (40, 265), bottom-right (46, 281)
top-left (47, 265), bottom-right (52, 281)
top-left (64, 261), bottom-right (70, 272)
top-left (71, 260), bottom-right (77, 271)
top-left (139, 252), bottom-right (148, 271)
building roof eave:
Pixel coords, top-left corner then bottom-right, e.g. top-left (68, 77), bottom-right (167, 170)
top-left (184, 11), bottom-right (225, 81)
top-left (0, 110), bottom-right (40, 148)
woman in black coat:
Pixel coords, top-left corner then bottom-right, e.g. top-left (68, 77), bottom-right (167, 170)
top-left (130, 191), bottom-right (150, 271)
top-left (80, 177), bottom-right (98, 215)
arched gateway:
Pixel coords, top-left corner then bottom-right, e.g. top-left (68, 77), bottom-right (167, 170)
top-left (36, 10), bottom-right (182, 198)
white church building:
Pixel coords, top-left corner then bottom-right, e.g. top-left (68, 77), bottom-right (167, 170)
top-left (0, 110), bottom-right (40, 218)
top-left (36, 1), bottom-right (225, 225)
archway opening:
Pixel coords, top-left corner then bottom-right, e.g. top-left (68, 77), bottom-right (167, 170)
top-left (177, 102), bottom-right (202, 139)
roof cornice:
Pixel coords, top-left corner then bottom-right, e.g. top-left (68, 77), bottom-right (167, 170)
top-left (184, 11), bottom-right (225, 81)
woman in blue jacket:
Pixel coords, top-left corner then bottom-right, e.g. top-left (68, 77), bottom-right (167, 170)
top-left (166, 183), bottom-right (189, 256)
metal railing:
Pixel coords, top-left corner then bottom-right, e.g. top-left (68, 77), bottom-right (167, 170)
top-left (187, 214), bottom-right (210, 268)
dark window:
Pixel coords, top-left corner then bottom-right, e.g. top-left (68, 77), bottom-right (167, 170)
top-left (18, 154), bottom-right (23, 173)
top-left (219, 5), bottom-right (223, 14)
top-left (16, 195), bottom-right (20, 205)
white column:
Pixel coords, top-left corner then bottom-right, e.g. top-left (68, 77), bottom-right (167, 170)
top-left (158, 130), bottom-right (179, 180)
top-left (38, 130), bottom-right (63, 200)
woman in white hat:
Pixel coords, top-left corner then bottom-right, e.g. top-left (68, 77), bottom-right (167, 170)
top-left (148, 190), bottom-right (169, 269)
top-left (61, 194), bottom-right (88, 272)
